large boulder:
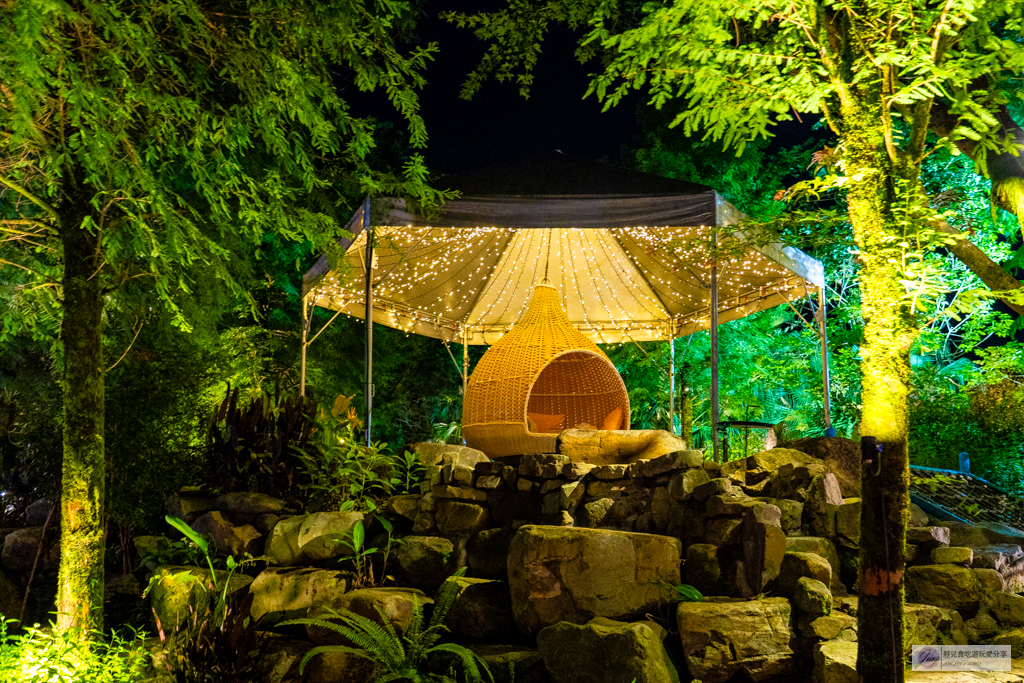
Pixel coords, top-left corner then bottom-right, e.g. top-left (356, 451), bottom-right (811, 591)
top-left (25, 498), bottom-right (57, 526)
top-left (191, 511), bottom-right (262, 557)
top-left (251, 633), bottom-right (314, 683)
top-left (436, 500), bottom-right (490, 537)
top-left (409, 443), bottom-right (489, 469)
top-left (905, 565), bottom-right (981, 615)
top-left (677, 598), bottom-right (799, 683)
top-left (989, 593), bottom-right (1024, 628)
top-left (1, 526), bottom-right (59, 573)
top-left (464, 645), bottom-right (548, 683)
top-left (684, 544), bottom-right (723, 596)
top-left (834, 499), bottom-right (861, 548)
top-left (467, 528), bottom-right (514, 579)
top-left (775, 437), bottom-right (861, 497)
top-left (166, 491), bottom-right (217, 523)
top-left (214, 492), bottom-right (286, 516)
top-left (297, 511), bottom-right (366, 562)
top-left (794, 577), bottom-right (831, 619)
top-left (148, 565), bottom-right (253, 632)
top-left (972, 544), bottom-right (1024, 593)
top-left (537, 617), bottom-right (678, 683)
top-left (746, 448), bottom-right (818, 475)
top-left (906, 526), bottom-right (950, 551)
top-left (736, 502), bottom-right (787, 596)
top-left (785, 537), bottom-right (843, 595)
top-left (303, 649), bottom-right (375, 683)
top-left (507, 525), bottom-right (680, 635)
top-left (992, 629), bottom-right (1024, 658)
top-left (802, 474), bottom-right (842, 537)
top-left (440, 576), bottom-right (514, 641)
top-left (754, 497), bottom-right (803, 535)
top-left (947, 521), bottom-right (1024, 548)
top-left (811, 640), bottom-right (857, 683)
top-left (905, 603), bottom-right (967, 648)
top-left (264, 511), bottom-right (363, 565)
top-left (306, 587), bottom-right (430, 646)
top-left (557, 429), bottom-right (691, 465)
top-left (391, 535), bottom-right (455, 591)
top-left (775, 551), bottom-right (831, 599)
top-left (249, 567), bottom-right (350, 628)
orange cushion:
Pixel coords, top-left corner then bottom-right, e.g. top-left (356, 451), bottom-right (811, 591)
top-left (528, 412), bottom-right (565, 433)
top-left (602, 407), bottom-right (624, 431)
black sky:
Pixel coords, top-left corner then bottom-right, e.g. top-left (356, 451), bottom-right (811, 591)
top-left (409, 4), bottom-right (643, 174)
top-left (346, 3), bottom-right (819, 176)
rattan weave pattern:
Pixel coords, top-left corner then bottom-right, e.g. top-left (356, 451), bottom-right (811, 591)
top-left (462, 284), bottom-right (630, 457)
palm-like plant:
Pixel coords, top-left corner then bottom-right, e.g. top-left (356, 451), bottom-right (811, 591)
top-left (281, 568), bottom-right (492, 683)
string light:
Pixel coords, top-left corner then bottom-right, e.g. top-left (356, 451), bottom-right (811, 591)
top-left (310, 224), bottom-right (817, 344)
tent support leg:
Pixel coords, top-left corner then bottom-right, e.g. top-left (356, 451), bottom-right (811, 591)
top-left (668, 336), bottom-right (676, 436)
top-left (462, 327), bottom-right (469, 397)
top-left (300, 294), bottom-right (309, 397)
top-left (363, 198), bottom-right (374, 447)
top-left (711, 260), bottom-right (720, 462)
top-left (816, 286), bottom-right (833, 433)
top-left (462, 327), bottom-right (469, 446)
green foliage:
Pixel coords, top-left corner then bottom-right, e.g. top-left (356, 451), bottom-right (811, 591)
top-left (137, 533), bottom-right (220, 572)
top-left (665, 583), bottom-right (704, 603)
top-left (298, 407), bottom-right (426, 513)
top-left (281, 567), bottom-right (493, 683)
top-left (157, 591), bottom-right (264, 683)
top-left (0, 618), bottom-right (147, 683)
top-left (144, 517), bottom-right (264, 682)
top-left (205, 385), bottom-right (316, 498)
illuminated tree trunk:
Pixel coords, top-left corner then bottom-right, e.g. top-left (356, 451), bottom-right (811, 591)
top-left (843, 92), bottom-right (914, 683)
top-left (56, 195), bottom-right (106, 635)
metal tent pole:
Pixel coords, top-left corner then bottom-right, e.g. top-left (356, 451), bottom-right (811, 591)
top-left (711, 258), bottom-right (720, 462)
top-left (461, 327), bottom-right (469, 397)
top-left (816, 285), bottom-right (833, 434)
top-left (462, 327), bottom-right (470, 446)
top-left (363, 198), bottom-right (374, 447)
top-left (300, 294), bottom-right (309, 397)
top-left (668, 335), bottom-right (676, 436)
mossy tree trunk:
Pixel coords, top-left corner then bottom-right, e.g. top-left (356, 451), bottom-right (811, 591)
top-left (56, 182), bottom-right (106, 635)
top-left (840, 80), bottom-right (915, 683)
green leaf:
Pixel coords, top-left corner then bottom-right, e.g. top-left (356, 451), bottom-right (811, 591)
top-left (352, 519), bottom-right (365, 551)
top-left (166, 515), bottom-right (209, 556)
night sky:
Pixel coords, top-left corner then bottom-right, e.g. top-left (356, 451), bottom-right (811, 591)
top-left (405, 4), bottom-right (644, 174)
top-left (343, 3), bottom-right (819, 179)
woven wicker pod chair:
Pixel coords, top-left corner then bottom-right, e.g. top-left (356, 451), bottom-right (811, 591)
top-left (462, 284), bottom-right (631, 458)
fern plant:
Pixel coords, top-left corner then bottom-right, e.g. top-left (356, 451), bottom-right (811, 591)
top-left (280, 568), bottom-right (492, 683)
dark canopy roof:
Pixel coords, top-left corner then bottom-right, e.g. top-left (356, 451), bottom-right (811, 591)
top-left (442, 152), bottom-right (715, 196)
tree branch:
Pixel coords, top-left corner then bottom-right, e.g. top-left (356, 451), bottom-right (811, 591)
top-left (0, 174), bottom-right (59, 219)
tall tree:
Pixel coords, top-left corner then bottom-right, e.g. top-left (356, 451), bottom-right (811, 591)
top-left (0, 0), bottom-right (446, 635)
top-left (447, 1), bottom-right (1024, 679)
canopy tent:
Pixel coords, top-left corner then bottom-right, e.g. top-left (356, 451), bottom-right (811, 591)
top-left (300, 153), bottom-right (831, 459)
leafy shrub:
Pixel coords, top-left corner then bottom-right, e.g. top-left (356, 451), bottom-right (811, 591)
top-left (205, 384), bottom-right (316, 498)
top-left (146, 516), bottom-right (264, 683)
top-left (281, 567), bottom-right (492, 683)
top-left (298, 406), bottom-right (426, 513)
top-left (0, 618), bottom-right (147, 683)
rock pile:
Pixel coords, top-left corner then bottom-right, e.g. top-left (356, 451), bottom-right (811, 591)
top-left (109, 437), bottom-right (1024, 681)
